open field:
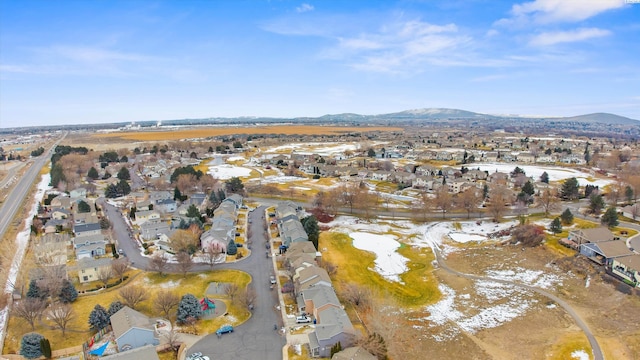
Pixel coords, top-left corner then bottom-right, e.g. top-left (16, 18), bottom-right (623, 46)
top-left (90, 125), bottom-right (404, 142)
top-left (320, 216), bottom-right (640, 359)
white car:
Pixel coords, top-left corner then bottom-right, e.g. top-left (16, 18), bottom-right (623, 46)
top-left (296, 315), bottom-right (312, 324)
top-left (270, 275), bottom-right (277, 284)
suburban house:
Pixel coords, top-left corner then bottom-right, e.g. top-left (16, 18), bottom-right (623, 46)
top-left (297, 285), bottom-right (341, 318)
top-left (331, 347), bottom-right (376, 360)
top-left (309, 306), bottom-right (356, 358)
top-left (579, 240), bottom-right (634, 265)
top-left (101, 345), bottom-right (160, 360)
top-left (69, 187), bottom-right (87, 200)
top-left (44, 219), bottom-right (68, 233)
top-left (622, 204), bottom-right (640, 220)
top-left (610, 255), bottom-right (640, 287)
top-left (51, 208), bottom-right (71, 220)
top-left (134, 210), bottom-right (161, 225)
top-left (50, 195), bottom-right (71, 210)
top-left (294, 266), bottom-right (332, 292)
top-left (110, 306), bottom-right (160, 352)
top-left (74, 233), bottom-right (107, 259)
top-left (140, 220), bottom-right (171, 241)
top-left (568, 227), bottom-right (615, 246)
top-left (73, 222), bottom-right (102, 237)
top-left (200, 197), bottom-right (239, 252)
top-left (77, 257), bottom-right (112, 283)
top-left (154, 198), bottom-right (177, 214)
top-left (278, 218), bottom-right (309, 247)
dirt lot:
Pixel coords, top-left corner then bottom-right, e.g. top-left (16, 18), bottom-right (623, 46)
top-left (422, 243), bottom-right (640, 360)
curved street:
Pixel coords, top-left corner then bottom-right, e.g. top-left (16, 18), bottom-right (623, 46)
top-left (432, 246), bottom-right (604, 360)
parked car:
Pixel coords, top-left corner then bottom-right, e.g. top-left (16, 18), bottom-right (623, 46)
top-left (216, 324), bottom-right (234, 336)
top-left (296, 315), bottom-right (312, 324)
top-left (270, 275), bottom-right (277, 284)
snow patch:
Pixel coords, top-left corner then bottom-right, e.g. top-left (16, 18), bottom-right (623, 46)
top-left (349, 232), bottom-right (409, 283)
top-left (571, 350), bottom-right (590, 360)
top-left (207, 164), bottom-right (252, 179)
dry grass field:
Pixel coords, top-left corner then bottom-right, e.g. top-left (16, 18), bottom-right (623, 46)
top-left (91, 125), bottom-right (404, 142)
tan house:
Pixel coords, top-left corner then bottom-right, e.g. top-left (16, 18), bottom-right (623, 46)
top-left (77, 257), bottom-right (112, 283)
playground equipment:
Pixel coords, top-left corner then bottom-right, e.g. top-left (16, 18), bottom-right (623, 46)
top-left (200, 297), bottom-right (216, 314)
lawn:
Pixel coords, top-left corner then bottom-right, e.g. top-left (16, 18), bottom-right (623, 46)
top-left (544, 332), bottom-right (592, 360)
top-left (3, 269), bottom-right (251, 355)
top-left (320, 231), bottom-right (440, 308)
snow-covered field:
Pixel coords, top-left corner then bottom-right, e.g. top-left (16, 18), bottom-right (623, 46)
top-left (327, 216), bottom-right (565, 338)
top-left (471, 162), bottom-right (613, 187)
top-left (207, 164), bottom-right (253, 179)
top-left (264, 142), bottom-right (360, 157)
top-left (349, 232), bottom-right (408, 283)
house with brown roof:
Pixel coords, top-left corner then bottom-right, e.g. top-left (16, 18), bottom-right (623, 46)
top-left (568, 227), bottom-right (615, 246)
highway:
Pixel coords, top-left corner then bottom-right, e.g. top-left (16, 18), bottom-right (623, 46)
top-left (0, 135), bottom-right (64, 244)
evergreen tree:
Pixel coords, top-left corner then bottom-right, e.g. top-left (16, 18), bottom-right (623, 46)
top-left (584, 184), bottom-right (598, 198)
top-left (176, 294), bottom-right (203, 324)
top-left (20, 333), bottom-right (44, 359)
top-left (540, 171), bottom-right (549, 184)
top-left (521, 181), bottom-right (535, 196)
top-left (58, 279), bottom-right (78, 303)
top-left (117, 179), bottom-right (131, 196)
top-left (601, 207), bottom-right (619, 228)
top-left (589, 194), bottom-right (606, 214)
top-left (510, 166), bottom-right (525, 178)
top-left (186, 204), bottom-right (201, 219)
top-left (88, 167), bottom-right (100, 180)
top-left (26, 280), bottom-right (45, 299)
top-left (227, 240), bottom-right (238, 256)
top-left (550, 217), bottom-right (562, 234)
top-left (625, 185), bottom-right (634, 204)
top-left (77, 200), bottom-right (91, 213)
top-left (301, 215), bottom-right (320, 250)
top-left (225, 177), bottom-right (244, 193)
top-left (108, 300), bottom-right (124, 317)
top-left (482, 184), bottom-right (489, 199)
top-left (560, 177), bottom-right (580, 200)
top-left (50, 163), bottom-right (65, 188)
top-left (560, 209), bottom-right (574, 225)
top-left (129, 207), bottom-right (136, 219)
top-left (40, 338), bottom-right (52, 359)
top-left (174, 187), bottom-right (183, 201)
top-left (367, 148), bottom-right (376, 157)
top-left (88, 304), bottom-right (110, 331)
top-left (117, 166), bottom-right (130, 180)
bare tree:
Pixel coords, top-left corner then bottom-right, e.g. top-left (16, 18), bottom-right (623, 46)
top-left (341, 283), bottom-right (372, 310)
top-left (154, 290), bottom-right (180, 320)
top-left (13, 298), bottom-right (45, 330)
top-left (434, 187), bottom-right (452, 218)
top-left (224, 283), bottom-right (239, 302)
top-left (97, 267), bottom-right (113, 289)
top-left (111, 258), bottom-right (130, 283)
top-left (39, 265), bottom-right (67, 301)
top-left (149, 253), bottom-right (169, 275)
top-left (204, 243), bottom-right (223, 269)
top-left (162, 328), bottom-right (182, 352)
top-left (169, 229), bottom-right (199, 255)
top-left (538, 189), bottom-right (560, 216)
top-left (237, 285), bottom-right (258, 309)
top-left (414, 190), bottom-right (432, 221)
top-left (456, 187), bottom-right (481, 219)
top-left (176, 174), bottom-right (197, 195)
top-left (48, 302), bottom-right (75, 335)
top-left (176, 251), bottom-right (193, 277)
top-left (356, 332), bottom-right (388, 360)
top-left (119, 285), bottom-right (149, 310)
top-left (487, 184), bottom-right (511, 221)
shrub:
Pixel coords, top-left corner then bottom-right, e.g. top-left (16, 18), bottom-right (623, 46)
top-left (20, 333), bottom-right (44, 359)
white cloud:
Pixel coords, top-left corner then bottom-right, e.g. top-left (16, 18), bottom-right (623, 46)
top-left (530, 27), bottom-right (611, 46)
top-left (296, 3), bottom-right (314, 13)
top-left (498, 0), bottom-right (625, 25)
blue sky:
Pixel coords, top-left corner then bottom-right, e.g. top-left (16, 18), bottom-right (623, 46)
top-left (1, 0), bottom-right (639, 128)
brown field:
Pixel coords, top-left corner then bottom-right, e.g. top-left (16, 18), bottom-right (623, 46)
top-left (91, 125), bottom-right (404, 141)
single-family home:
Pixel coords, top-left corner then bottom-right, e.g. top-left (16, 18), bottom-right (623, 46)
top-left (610, 255), bottom-right (640, 287)
top-left (294, 266), bottom-right (332, 292)
top-left (73, 222), bottom-right (102, 237)
top-left (140, 220), bottom-right (171, 241)
top-left (579, 240), bottom-right (633, 266)
top-left (74, 233), bottom-right (107, 259)
top-left (134, 210), bottom-right (161, 225)
top-left (331, 347), bottom-right (376, 360)
top-left (77, 257), bottom-right (112, 283)
top-left (568, 227), bottom-right (615, 246)
top-left (101, 344), bottom-right (160, 360)
top-left (110, 306), bottom-right (160, 352)
top-left (155, 198), bottom-right (177, 213)
top-left (309, 307), bottom-right (356, 358)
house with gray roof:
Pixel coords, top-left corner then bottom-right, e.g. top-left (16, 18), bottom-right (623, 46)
top-left (110, 306), bottom-right (160, 352)
top-left (331, 347), bottom-right (376, 360)
top-left (308, 306), bottom-right (356, 358)
top-left (101, 344), bottom-right (159, 360)
top-left (73, 222), bottom-right (102, 237)
top-left (74, 233), bottom-right (107, 260)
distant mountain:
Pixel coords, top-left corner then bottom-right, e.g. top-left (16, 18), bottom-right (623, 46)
top-left (376, 108), bottom-right (487, 119)
top-left (558, 113), bottom-right (639, 125)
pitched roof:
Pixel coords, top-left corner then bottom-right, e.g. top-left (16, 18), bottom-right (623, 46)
top-left (110, 306), bottom-right (154, 340)
top-left (615, 254), bottom-right (640, 271)
top-left (101, 344), bottom-right (159, 360)
top-left (331, 347), bottom-right (377, 360)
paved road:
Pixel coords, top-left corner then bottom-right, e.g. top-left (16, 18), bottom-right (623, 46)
top-left (432, 244), bottom-right (604, 360)
top-left (185, 206), bottom-right (285, 360)
top-left (0, 135), bottom-right (63, 243)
